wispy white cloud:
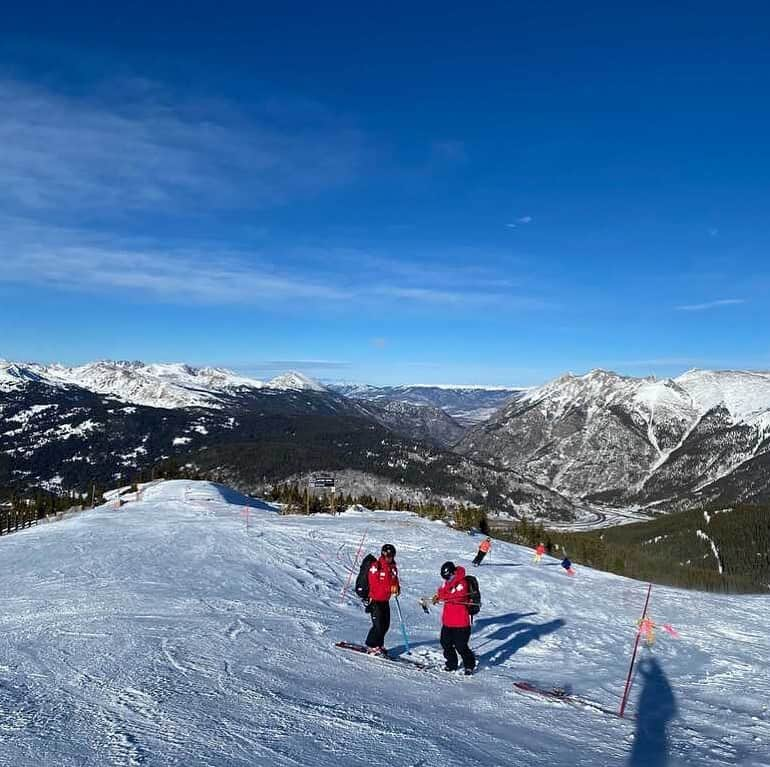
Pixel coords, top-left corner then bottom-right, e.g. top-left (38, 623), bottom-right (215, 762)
top-left (282, 247), bottom-right (539, 307)
top-left (0, 218), bottom-right (346, 303)
top-left (0, 217), bottom-right (549, 309)
top-left (506, 215), bottom-right (533, 228)
top-left (375, 286), bottom-right (493, 304)
top-left (675, 299), bottom-right (746, 312)
top-left (0, 78), bottom-right (365, 215)
top-left (345, 252), bottom-right (521, 290)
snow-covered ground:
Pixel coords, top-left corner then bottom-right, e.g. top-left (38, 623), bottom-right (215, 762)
top-left (0, 480), bottom-right (767, 766)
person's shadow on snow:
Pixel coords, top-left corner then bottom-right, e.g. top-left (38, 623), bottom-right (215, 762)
top-left (389, 612), bottom-right (538, 659)
top-left (628, 656), bottom-right (677, 767)
top-left (477, 614), bottom-right (566, 667)
top-left (473, 611), bottom-right (538, 631)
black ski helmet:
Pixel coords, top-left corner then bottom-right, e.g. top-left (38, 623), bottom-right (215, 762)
top-left (440, 561), bottom-right (456, 580)
top-left (381, 543), bottom-right (396, 558)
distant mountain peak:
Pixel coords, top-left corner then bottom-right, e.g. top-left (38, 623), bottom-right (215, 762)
top-left (0, 360), bottom-right (46, 386)
top-left (267, 371), bottom-right (326, 391)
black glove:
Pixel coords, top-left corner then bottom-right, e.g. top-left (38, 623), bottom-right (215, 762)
top-left (364, 599), bottom-right (373, 613)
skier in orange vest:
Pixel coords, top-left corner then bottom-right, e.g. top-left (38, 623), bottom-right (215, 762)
top-left (533, 542), bottom-right (546, 564)
top-left (472, 537), bottom-right (492, 567)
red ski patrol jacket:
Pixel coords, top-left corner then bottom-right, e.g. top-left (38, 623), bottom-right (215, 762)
top-left (479, 539), bottom-right (492, 553)
top-left (367, 555), bottom-right (400, 602)
top-left (437, 565), bottom-right (471, 628)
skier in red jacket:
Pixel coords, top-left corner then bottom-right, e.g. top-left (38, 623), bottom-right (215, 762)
top-left (472, 537), bottom-right (492, 567)
top-left (431, 561), bottom-right (476, 675)
top-left (365, 543), bottom-right (400, 655)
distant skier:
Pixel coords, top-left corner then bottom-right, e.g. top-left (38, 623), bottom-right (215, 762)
top-left (364, 543), bottom-right (400, 655)
top-left (472, 537), bottom-right (492, 567)
top-left (534, 542), bottom-right (546, 564)
top-left (431, 561), bottom-right (477, 675)
top-left (637, 617), bottom-right (656, 646)
top-left (561, 556), bottom-right (575, 576)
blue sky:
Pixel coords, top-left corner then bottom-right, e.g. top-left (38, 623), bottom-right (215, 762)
top-left (1, 2), bottom-right (769, 386)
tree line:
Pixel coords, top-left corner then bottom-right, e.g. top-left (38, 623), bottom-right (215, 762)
top-left (266, 480), bottom-right (490, 532)
top-left (496, 505), bottom-right (770, 593)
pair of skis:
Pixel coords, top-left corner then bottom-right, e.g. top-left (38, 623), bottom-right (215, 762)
top-left (335, 643), bottom-right (617, 714)
top-left (512, 681), bottom-right (621, 717)
top-left (334, 641), bottom-right (435, 671)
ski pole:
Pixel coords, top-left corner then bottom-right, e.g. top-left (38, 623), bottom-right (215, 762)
top-left (394, 596), bottom-right (410, 652)
top-left (339, 529), bottom-right (368, 603)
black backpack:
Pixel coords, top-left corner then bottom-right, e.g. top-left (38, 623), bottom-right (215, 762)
top-left (464, 575), bottom-right (481, 616)
top-left (355, 554), bottom-right (378, 601)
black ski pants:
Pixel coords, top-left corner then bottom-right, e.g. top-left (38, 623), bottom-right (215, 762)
top-left (472, 550), bottom-right (487, 566)
top-left (440, 625), bottom-right (476, 671)
top-left (365, 600), bottom-right (391, 648)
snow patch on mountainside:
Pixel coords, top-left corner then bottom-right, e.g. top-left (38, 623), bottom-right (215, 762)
top-left (266, 371), bottom-right (327, 391)
top-left (676, 369), bottom-right (770, 422)
top-left (0, 360), bottom-right (47, 389)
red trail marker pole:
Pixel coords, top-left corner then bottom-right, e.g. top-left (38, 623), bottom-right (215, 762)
top-left (619, 582), bottom-right (652, 718)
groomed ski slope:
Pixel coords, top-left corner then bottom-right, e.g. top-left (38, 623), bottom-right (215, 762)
top-left (0, 480), bottom-right (767, 767)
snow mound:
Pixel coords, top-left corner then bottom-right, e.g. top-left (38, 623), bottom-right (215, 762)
top-left (138, 479), bottom-right (278, 511)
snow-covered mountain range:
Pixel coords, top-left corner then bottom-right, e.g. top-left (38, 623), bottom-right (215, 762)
top-left (0, 360), bottom-right (325, 409)
top-left (458, 369), bottom-right (770, 509)
top-left (1, 479), bottom-right (766, 766)
top-left (0, 359), bottom-right (577, 521)
top-left (5, 359), bottom-right (770, 515)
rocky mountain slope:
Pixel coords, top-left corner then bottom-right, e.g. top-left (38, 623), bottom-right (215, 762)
top-left (356, 399), bottom-right (466, 447)
top-left (457, 369), bottom-right (770, 509)
top-left (329, 383), bottom-right (524, 425)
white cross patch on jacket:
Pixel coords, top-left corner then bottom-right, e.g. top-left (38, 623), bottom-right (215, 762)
top-left (451, 582), bottom-right (464, 594)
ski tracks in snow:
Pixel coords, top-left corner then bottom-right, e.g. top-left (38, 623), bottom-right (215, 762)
top-left (1, 482), bottom-right (768, 766)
